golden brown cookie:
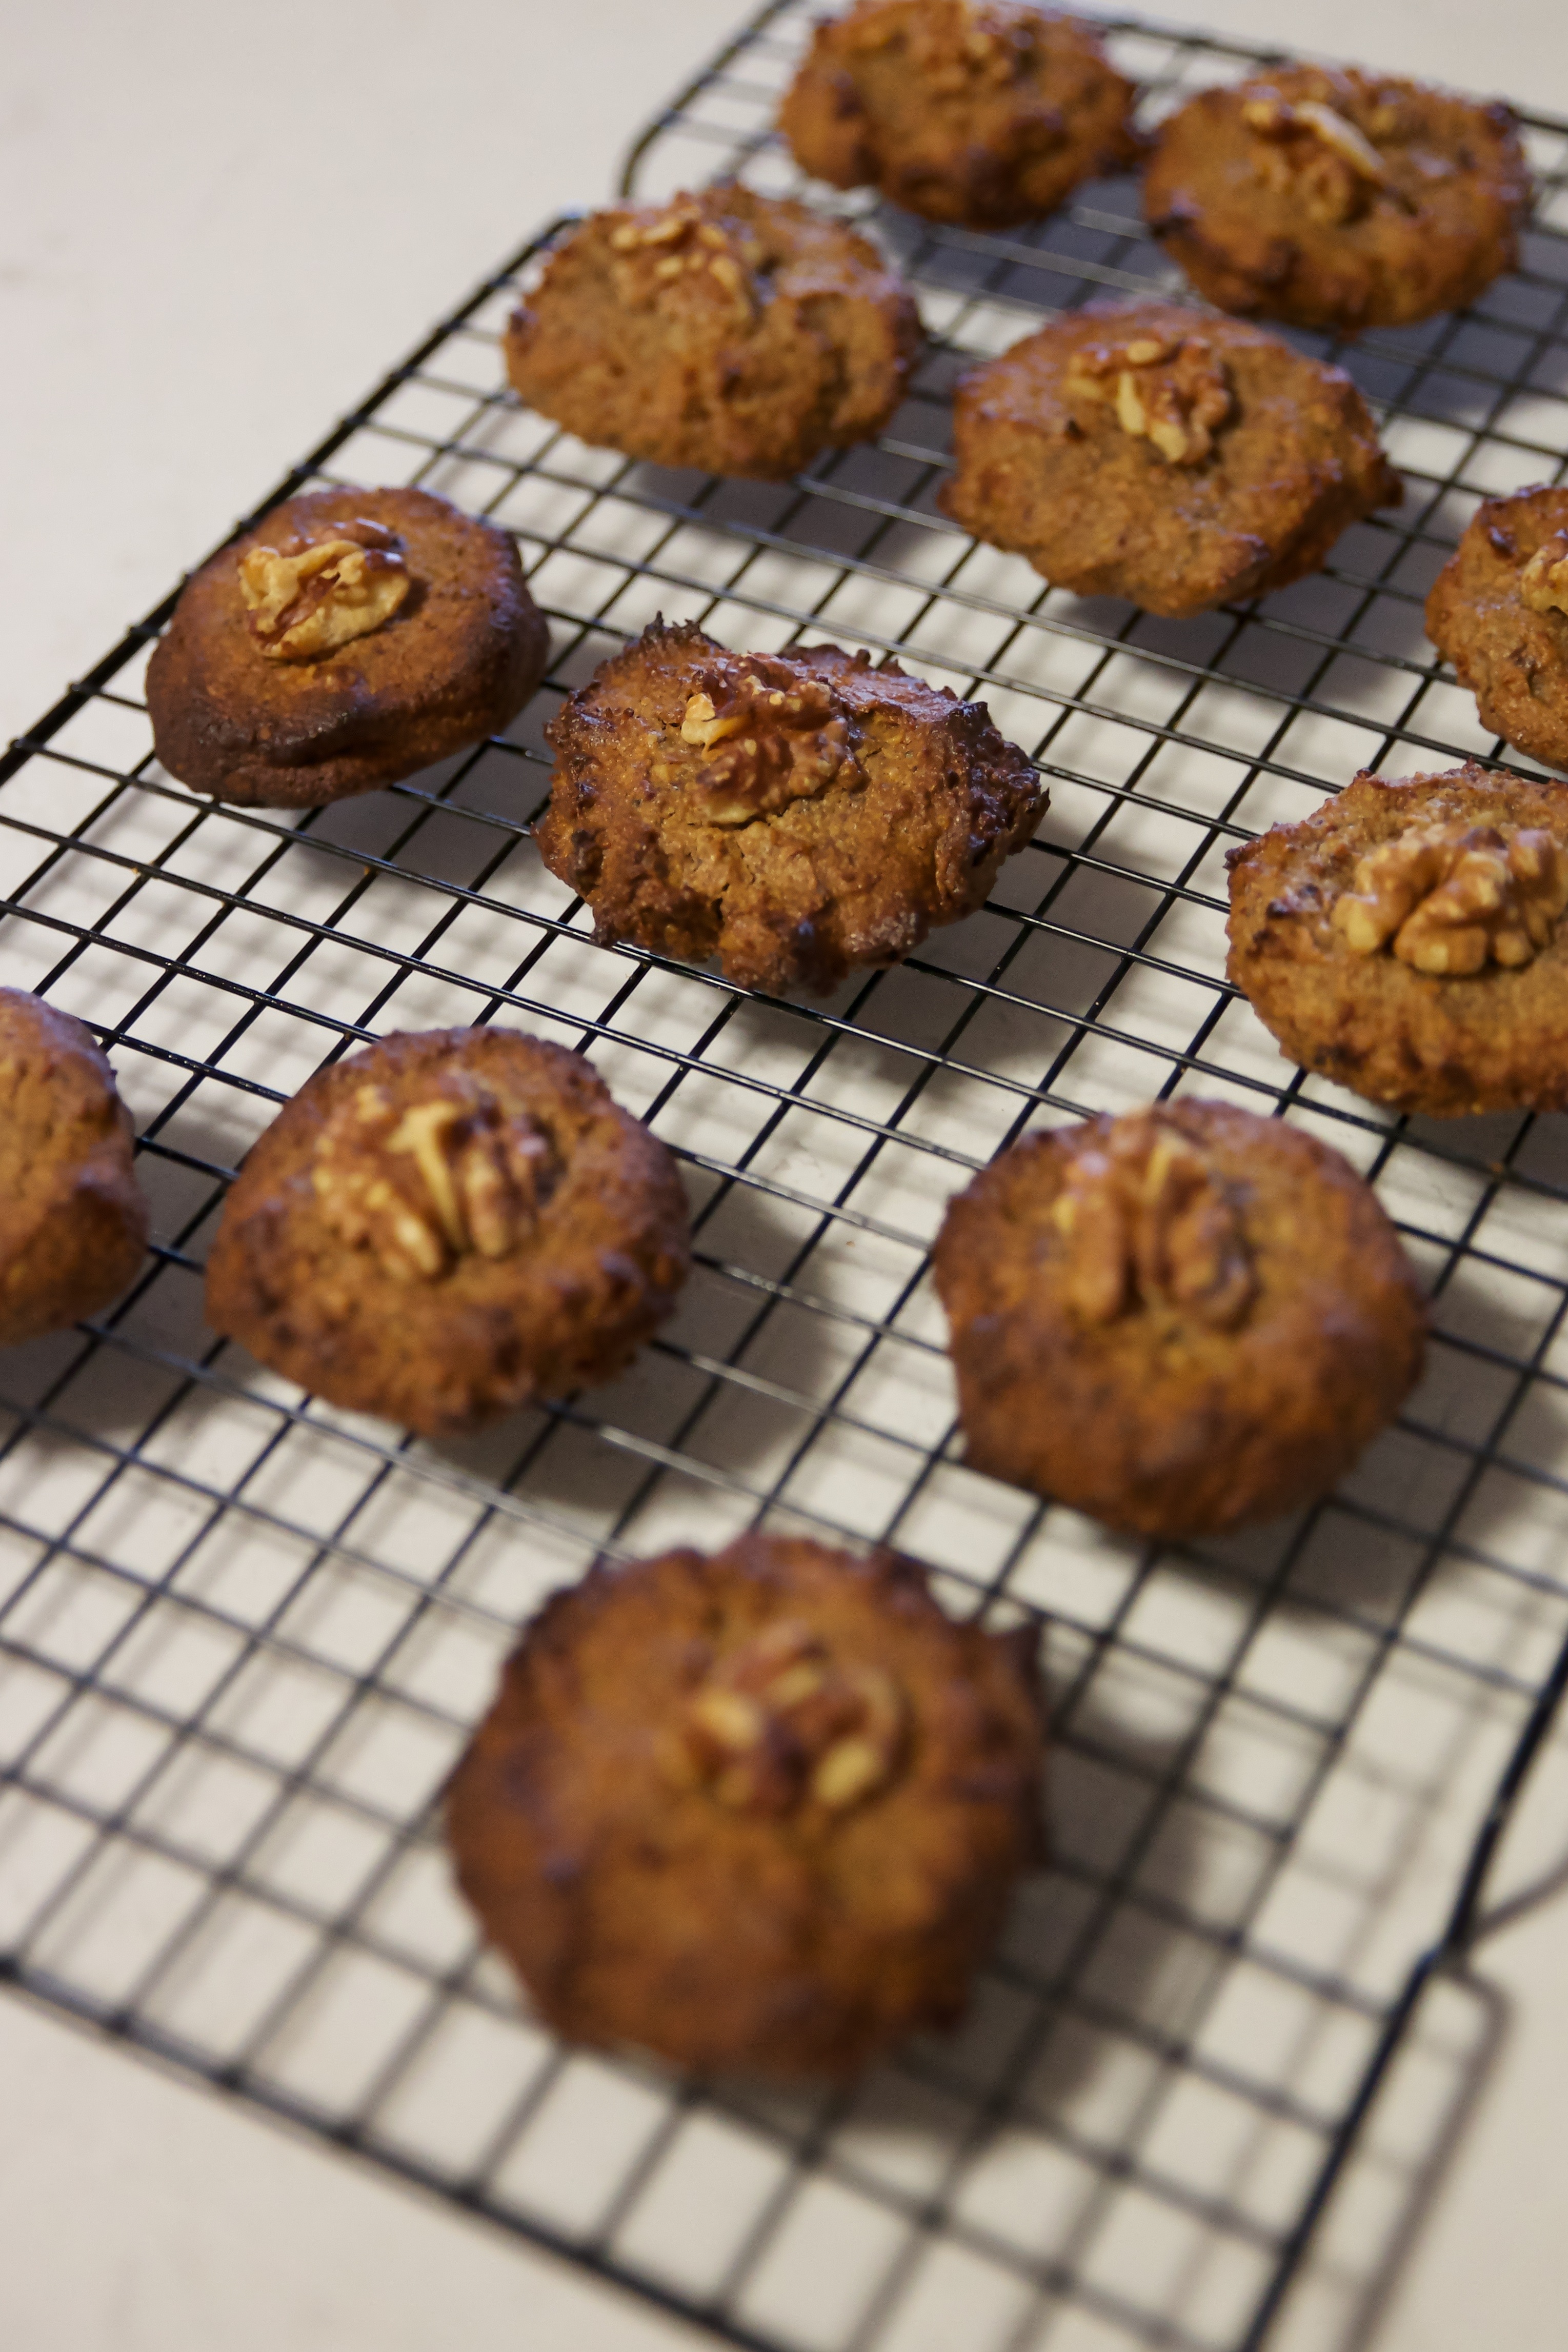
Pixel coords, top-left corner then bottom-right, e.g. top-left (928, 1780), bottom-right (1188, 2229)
top-left (939, 300), bottom-right (1400, 617)
top-left (0, 990), bottom-right (148, 1345)
top-left (1425, 486), bottom-right (1568, 775)
top-left (205, 1027), bottom-right (690, 1434)
top-left (1144, 65), bottom-right (1530, 333)
top-left (446, 1533), bottom-right (1045, 2077)
top-left (146, 485), bottom-right (550, 809)
top-left (536, 619), bottom-right (1044, 994)
top-left (504, 184), bottom-right (919, 480)
top-left (1226, 759), bottom-right (1568, 1117)
top-left (778, 0), bottom-right (1138, 231)
top-left (933, 1100), bottom-right (1425, 1540)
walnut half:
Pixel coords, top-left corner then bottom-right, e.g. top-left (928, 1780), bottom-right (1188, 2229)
top-left (1051, 1115), bottom-right (1256, 1332)
top-left (1520, 531), bottom-right (1568, 619)
top-left (1241, 87), bottom-right (1395, 226)
top-left (1331, 820), bottom-right (1568, 975)
top-left (313, 1073), bottom-right (558, 1282)
top-left (239, 517), bottom-right (411, 662)
top-left (1067, 330), bottom-right (1233, 467)
top-left (677, 661), bottom-right (858, 827)
top-left (665, 1618), bottom-right (906, 1816)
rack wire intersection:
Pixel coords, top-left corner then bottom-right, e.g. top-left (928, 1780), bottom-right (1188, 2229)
top-left (6, 7), bottom-right (1568, 2347)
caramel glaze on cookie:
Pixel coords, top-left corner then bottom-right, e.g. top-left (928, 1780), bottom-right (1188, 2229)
top-left (0, 990), bottom-right (148, 1346)
top-left (205, 1028), bottom-right (690, 1435)
top-left (1227, 760), bottom-right (1568, 1118)
top-left (1426, 485), bottom-right (1568, 775)
top-left (779, 0), bottom-right (1139, 231)
top-left (536, 618), bottom-right (1044, 995)
top-left (1144, 65), bottom-right (1530, 334)
top-left (940, 301), bottom-right (1400, 617)
top-left (446, 1533), bottom-right (1045, 2077)
top-left (934, 1100), bottom-right (1426, 1540)
top-left (504, 184), bottom-right (920, 481)
top-left (147, 485), bottom-right (550, 809)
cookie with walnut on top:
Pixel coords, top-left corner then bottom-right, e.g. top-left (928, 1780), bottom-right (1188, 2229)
top-left (205, 1026), bottom-right (690, 1435)
top-left (503, 183), bottom-right (920, 481)
top-left (1425, 485), bottom-right (1568, 775)
top-left (940, 300), bottom-right (1400, 617)
top-left (1143, 64), bottom-right (1530, 334)
top-left (146, 485), bottom-right (550, 808)
top-left (1227, 759), bottom-right (1568, 1117)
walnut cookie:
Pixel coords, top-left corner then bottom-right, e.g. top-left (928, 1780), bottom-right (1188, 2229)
top-left (940, 301), bottom-right (1400, 617)
top-left (504, 184), bottom-right (920, 481)
top-left (446, 1533), bottom-right (1044, 2077)
top-left (1144, 64), bottom-right (1530, 334)
top-left (0, 990), bottom-right (148, 1346)
top-left (146, 485), bottom-right (550, 809)
top-left (1227, 760), bottom-right (1568, 1118)
top-left (536, 619), bottom-right (1043, 995)
top-left (934, 1100), bottom-right (1425, 1540)
top-left (1426, 486), bottom-right (1568, 775)
top-left (778, 0), bottom-right (1139, 231)
top-left (205, 1028), bottom-right (690, 1435)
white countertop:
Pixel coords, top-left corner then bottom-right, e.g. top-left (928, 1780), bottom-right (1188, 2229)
top-left (5, 3), bottom-right (1568, 2346)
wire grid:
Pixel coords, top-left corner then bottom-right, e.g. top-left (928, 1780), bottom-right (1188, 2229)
top-left (6, 8), bottom-right (1568, 2349)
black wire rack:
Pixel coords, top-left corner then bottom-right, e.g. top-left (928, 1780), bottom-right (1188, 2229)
top-left (6, 6), bottom-right (1568, 2348)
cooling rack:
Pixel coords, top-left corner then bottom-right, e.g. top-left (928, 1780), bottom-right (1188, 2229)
top-left (6, 6), bottom-right (1568, 2348)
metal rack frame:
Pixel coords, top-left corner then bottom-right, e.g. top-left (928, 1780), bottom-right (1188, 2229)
top-left (5, 7), bottom-right (1568, 2347)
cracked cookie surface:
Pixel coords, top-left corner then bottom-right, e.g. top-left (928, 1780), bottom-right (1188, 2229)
top-left (1227, 760), bottom-right (1568, 1117)
top-left (205, 1027), bottom-right (690, 1434)
top-left (1144, 64), bottom-right (1529, 332)
top-left (504, 183), bottom-right (919, 480)
top-left (536, 618), bottom-right (1043, 994)
top-left (446, 1532), bottom-right (1045, 2077)
top-left (940, 300), bottom-right (1400, 616)
top-left (0, 989), bottom-right (147, 1346)
top-left (146, 485), bottom-right (550, 809)
top-left (1425, 486), bottom-right (1568, 775)
top-left (934, 1099), bottom-right (1425, 1539)
top-left (778, 0), bottom-right (1138, 230)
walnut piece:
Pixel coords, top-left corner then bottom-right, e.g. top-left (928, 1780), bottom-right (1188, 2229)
top-left (312, 1071), bottom-right (558, 1282)
top-left (1051, 1115), bottom-right (1255, 1332)
top-left (677, 659), bottom-right (859, 827)
top-left (1331, 820), bottom-right (1568, 976)
top-left (1067, 330), bottom-right (1233, 467)
top-left (666, 1619), bottom-right (906, 1816)
top-left (1520, 532), bottom-right (1568, 618)
top-left (1241, 86), bottom-right (1395, 226)
top-left (843, 0), bottom-right (1033, 90)
top-left (605, 197), bottom-right (759, 318)
top-left (238, 517), bottom-right (410, 662)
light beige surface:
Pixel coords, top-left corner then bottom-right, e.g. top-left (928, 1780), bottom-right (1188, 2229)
top-left (4, 3), bottom-right (1568, 2349)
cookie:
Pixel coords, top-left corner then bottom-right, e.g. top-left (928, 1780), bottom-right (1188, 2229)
top-left (1226, 759), bottom-right (1568, 1117)
top-left (146, 485), bottom-right (550, 808)
top-left (446, 1532), bottom-right (1044, 2077)
top-left (205, 1027), bottom-right (690, 1434)
top-left (504, 184), bottom-right (919, 481)
top-left (778, 0), bottom-right (1138, 231)
top-left (933, 1100), bottom-right (1425, 1540)
top-left (1425, 485), bottom-right (1568, 774)
top-left (537, 618), bottom-right (1043, 994)
top-left (0, 990), bottom-right (148, 1346)
top-left (939, 299), bottom-right (1400, 617)
top-left (1144, 65), bottom-right (1530, 334)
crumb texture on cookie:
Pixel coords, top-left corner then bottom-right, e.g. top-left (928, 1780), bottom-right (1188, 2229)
top-left (1227, 761), bottom-right (1568, 1116)
top-left (778, 0), bottom-right (1138, 229)
top-left (940, 301), bottom-right (1399, 616)
top-left (446, 1533), bottom-right (1045, 2077)
top-left (1144, 65), bottom-right (1530, 331)
top-left (934, 1099), bottom-right (1425, 1539)
top-left (536, 618), bottom-right (1044, 994)
top-left (504, 184), bottom-right (920, 480)
top-left (205, 1027), bottom-right (690, 1434)
top-left (1426, 486), bottom-right (1568, 774)
top-left (0, 989), bottom-right (148, 1347)
top-left (146, 485), bottom-right (550, 809)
